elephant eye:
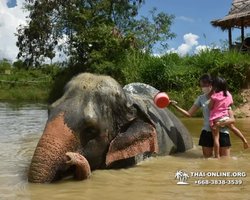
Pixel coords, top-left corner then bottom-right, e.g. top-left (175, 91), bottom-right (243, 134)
top-left (80, 127), bottom-right (99, 145)
top-left (85, 127), bottom-right (98, 135)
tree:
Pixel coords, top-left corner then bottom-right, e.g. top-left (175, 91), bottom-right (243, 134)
top-left (16, 0), bottom-right (176, 72)
top-left (129, 7), bottom-right (176, 53)
top-left (0, 58), bottom-right (11, 73)
top-left (174, 170), bottom-right (183, 181)
top-left (13, 60), bottom-right (24, 70)
top-left (182, 172), bottom-right (189, 182)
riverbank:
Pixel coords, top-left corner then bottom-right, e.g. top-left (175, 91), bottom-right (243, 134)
top-left (1, 86), bottom-right (249, 119)
top-left (0, 66), bottom-right (249, 118)
top-left (234, 88), bottom-right (250, 118)
top-left (0, 70), bottom-right (53, 101)
top-left (0, 87), bottom-right (50, 101)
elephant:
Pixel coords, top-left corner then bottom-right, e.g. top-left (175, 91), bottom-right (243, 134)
top-left (28, 73), bottom-right (193, 183)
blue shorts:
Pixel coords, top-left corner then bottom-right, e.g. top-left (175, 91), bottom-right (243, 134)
top-left (198, 130), bottom-right (231, 147)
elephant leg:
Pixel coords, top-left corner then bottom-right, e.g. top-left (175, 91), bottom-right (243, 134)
top-left (65, 152), bottom-right (91, 180)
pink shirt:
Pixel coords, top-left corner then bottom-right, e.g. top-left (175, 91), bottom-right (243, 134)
top-left (209, 91), bottom-right (233, 123)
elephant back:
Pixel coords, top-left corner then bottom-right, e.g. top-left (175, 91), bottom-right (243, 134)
top-left (123, 83), bottom-right (193, 155)
top-left (123, 83), bottom-right (159, 99)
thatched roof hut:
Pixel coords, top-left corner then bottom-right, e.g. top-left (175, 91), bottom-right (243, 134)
top-left (210, 0), bottom-right (250, 48)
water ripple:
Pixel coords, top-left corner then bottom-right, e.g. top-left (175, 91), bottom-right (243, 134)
top-left (0, 102), bottom-right (250, 200)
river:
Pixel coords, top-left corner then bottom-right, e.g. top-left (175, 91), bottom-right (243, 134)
top-left (0, 102), bottom-right (249, 200)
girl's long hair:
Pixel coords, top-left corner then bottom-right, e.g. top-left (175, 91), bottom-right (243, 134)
top-left (212, 76), bottom-right (228, 96)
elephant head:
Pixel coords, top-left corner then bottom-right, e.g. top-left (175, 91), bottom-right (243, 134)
top-left (28, 73), bottom-right (159, 183)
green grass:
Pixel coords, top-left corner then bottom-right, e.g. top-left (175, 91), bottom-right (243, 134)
top-left (0, 69), bottom-right (53, 101)
top-left (0, 86), bottom-right (51, 100)
top-left (120, 50), bottom-right (250, 118)
top-left (0, 49), bottom-right (249, 116)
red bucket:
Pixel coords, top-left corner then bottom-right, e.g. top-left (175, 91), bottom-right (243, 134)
top-left (153, 92), bottom-right (170, 108)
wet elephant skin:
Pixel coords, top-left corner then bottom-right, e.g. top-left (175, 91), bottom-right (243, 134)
top-left (28, 73), bottom-right (193, 183)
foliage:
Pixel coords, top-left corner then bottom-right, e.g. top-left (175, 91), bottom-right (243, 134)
top-left (209, 51), bottom-right (250, 92)
top-left (120, 50), bottom-right (145, 84)
top-left (167, 87), bottom-right (203, 118)
top-left (185, 48), bottom-right (222, 73)
top-left (16, 0), bottom-right (176, 72)
top-left (1, 47), bottom-right (249, 117)
top-left (13, 60), bottom-right (24, 70)
top-left (128, 7), bottom-right (176, 53)
top-left (0, 58), bottom-right (12, 73)
top-left (0, 59), bottom-right (56, 100)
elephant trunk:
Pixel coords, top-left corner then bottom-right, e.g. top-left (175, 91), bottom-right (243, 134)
top-left (28, 114), bottom-right (80, 183)
top-left (28, 140), bottom-right (63, 183)
top-left (65, 152), bottom-right (91, 180)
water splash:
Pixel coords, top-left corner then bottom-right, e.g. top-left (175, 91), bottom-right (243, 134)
top-left (123, 83), bottom-right (159, 99)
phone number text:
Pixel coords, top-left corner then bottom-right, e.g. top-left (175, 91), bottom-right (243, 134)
top-left (194, 179), bottom-right (243, 185)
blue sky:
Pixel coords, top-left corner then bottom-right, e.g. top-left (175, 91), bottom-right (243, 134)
top-left (138, 0), bottom-right (250, 55)
top-left (1, 0), bottom-right (249, 61)
top-left (7, 0), bottom-right (16, 7)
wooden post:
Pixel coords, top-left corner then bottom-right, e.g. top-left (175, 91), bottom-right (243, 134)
top-left (229, 28), bottom-right (232, 50)
top-left (241, 19), bottom-right (244, 43)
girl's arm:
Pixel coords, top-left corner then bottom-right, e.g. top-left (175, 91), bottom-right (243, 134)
top-left (208, 98), bottom-right (214, 110)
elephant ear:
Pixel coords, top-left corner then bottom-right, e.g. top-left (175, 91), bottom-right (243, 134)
top-left (106, 118), bottom-right (159, 166)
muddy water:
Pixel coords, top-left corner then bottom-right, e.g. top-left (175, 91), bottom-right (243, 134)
top-left (0, 102), bottom-right (250, 200)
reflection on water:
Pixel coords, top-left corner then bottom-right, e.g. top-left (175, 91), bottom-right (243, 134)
top-left (0, 102), bottom-right (249, 200)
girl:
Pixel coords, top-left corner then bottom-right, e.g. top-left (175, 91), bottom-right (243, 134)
top-left (209, 77), bottom-right (248, 158)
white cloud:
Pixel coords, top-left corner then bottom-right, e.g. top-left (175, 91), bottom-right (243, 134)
top-left (0, 0), bottom-right (29, 61)
top-left (194, 45), bottom-right (221, 54)
top-left (183, 33), bottom-right (199, 46)
top-left (177, 16), bottom-right (194, 23)
top-left (166, 48), bottom-right (178, 54)
top-left (162, 33), bottom-right (220, 56)
top-left (177, 44), bottom-right (192, 55)
top-left (168, 33), bottom-right (199, 56)
top-left (0, 1), bottom-right (68, 63)
top-left (0, 0), bottom-right (28, 60)
top-left (152, 54), bottom-right (162, 57)
top-left (195, 45), bottom-right (211, 53)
